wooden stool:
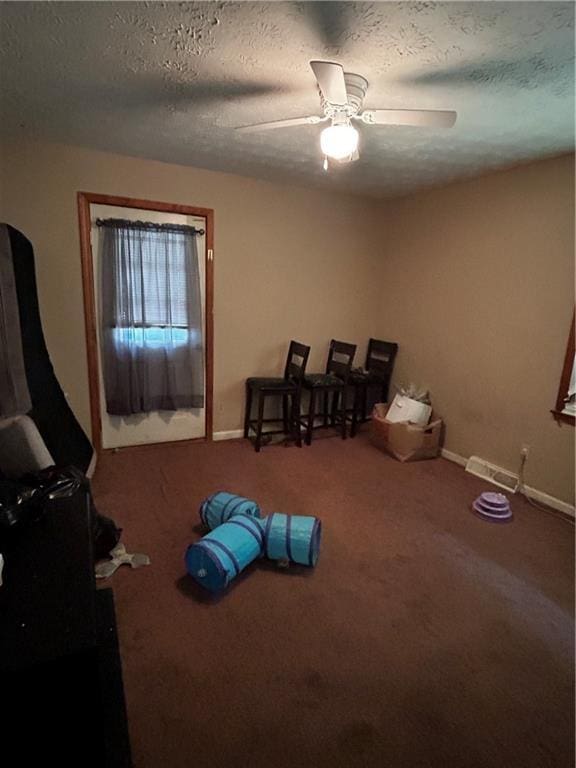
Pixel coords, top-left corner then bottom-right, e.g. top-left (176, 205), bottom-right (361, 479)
top-left (244, 341), bottom-right (310, 452)
top-left (349, 338), bottom-right (398, 437)
top-left (300, 339), bottom-right (356, 445)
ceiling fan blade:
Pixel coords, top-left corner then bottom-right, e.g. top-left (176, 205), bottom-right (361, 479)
top-left (302, 4), bottom-right (349, 51)
top-left (236, 115), bottom-right (324, 133)
top-left (360, 109), bottom-right (457, 128)
top-left (400, 53), bottom-right (574, 89)
top-left (310, 60), bottom-right (348, 105)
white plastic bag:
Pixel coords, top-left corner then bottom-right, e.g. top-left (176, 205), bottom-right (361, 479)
top-left (385, 394), bottom-right (432, 426)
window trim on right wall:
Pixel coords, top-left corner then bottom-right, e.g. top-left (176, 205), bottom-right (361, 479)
top-left (552, 311), bottom-right (575, 426)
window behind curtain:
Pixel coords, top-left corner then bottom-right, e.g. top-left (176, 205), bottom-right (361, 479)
top-left (100, 221), bottom-right (204, 415)
top-left (125, 229), bottom-right (189, 327)
top-left (111, 228), bottom-right (200, 349)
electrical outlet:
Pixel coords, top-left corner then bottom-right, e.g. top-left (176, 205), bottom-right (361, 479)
top-left (521, 444), bottom-right (530, 458)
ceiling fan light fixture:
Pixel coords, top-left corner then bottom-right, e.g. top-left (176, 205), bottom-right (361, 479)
top-left (320, 123), bottom-right (359, 160)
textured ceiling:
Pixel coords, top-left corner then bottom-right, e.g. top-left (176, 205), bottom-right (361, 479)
top-left (0, 1), bottom-right (574, 199)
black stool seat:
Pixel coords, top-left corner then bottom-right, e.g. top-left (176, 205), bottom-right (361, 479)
top-left (247, 377), bottom-right (297, 391)
top-left (303, 373), bottom-right (343, 388)
top-left (349, 370), bottom-right (385, 385)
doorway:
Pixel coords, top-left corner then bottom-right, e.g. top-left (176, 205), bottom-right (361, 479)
top-left (78, 192), bottom-right (214, 453)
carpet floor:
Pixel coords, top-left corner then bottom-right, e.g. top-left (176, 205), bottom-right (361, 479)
top-left (92, 434), bottom-right (574, 768)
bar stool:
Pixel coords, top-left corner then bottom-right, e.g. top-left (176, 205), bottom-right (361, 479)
top-left (300, 339), bottom-right (356, 445)
top-left (349, 338), bottom-right (398, 437)
top-left (244, 340), bottom-right (310, 452)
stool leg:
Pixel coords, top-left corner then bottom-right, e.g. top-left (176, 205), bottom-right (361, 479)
top-left (282, 394), bottom-right (289, 436)
top-left (292, 391), bottom-right (302, 448)
top-left (244, 383), bottom-right (253, 438)
top-left (323, 391), bottom-right (329, 427)
top-left (331, 391), bottom-right (339, 427)
top-left (351, 385), bottom-right (359, 438)
top-left (306, 389), bottom-right (316, 446)
top-left (340, 387), bottom-right (347, 440)
top-left (255, 392), bottom-right (265, 452)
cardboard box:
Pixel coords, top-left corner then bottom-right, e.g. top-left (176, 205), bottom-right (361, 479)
top-left (370, 403), bottom-right (443, 462)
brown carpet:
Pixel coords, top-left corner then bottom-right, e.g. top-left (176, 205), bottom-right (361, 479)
top-left (92, 434), bottom-right (575, 768)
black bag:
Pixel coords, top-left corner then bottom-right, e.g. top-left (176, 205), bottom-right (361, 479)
top-left (0, 465), bottom-right (121, 560)
top-left (88, 495), bottom-right (123, 561)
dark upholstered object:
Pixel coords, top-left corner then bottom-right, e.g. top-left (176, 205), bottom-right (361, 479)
top-left (7, 225), bottom-right (94, 473)
top-left (0, 224), bottom-right (32, 418)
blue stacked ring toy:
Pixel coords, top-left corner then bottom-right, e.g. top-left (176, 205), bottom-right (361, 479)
top-left (262, 512), bottom-right (322, 567)
top-left (200, 491), bottom-right (261, 530)
top-left (185, 513), bottom-right (265, 592)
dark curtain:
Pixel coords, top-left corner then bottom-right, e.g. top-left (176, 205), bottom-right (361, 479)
top-left (100, 223), bottom-right (204, 415)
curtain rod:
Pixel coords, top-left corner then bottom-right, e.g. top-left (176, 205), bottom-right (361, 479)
top-left (95, 218), bottom-right (205, 236)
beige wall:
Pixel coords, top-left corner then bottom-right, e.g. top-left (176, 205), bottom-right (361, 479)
top-left (0, 138), bottom-right (381, 437)
top-left (0, 139), bottom-right (573, 504)
top-left (375, 154), bottom-right (575, 504)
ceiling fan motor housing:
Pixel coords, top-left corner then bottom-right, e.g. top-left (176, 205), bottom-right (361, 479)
top-left (320, 71), bottom-right (369, 120)
top-left (343, 72), bottom-right (369, 113)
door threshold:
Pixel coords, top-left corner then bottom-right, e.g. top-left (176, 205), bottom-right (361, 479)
top-left (101, 436), bottom-right (208, 454)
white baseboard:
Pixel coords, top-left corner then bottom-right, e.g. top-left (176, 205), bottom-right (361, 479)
top-left (213, 429), bottom-right (244, 442)
top-left (522, 484), bottom-right (575, 518)
top-left (440, 448), bottom-right (467, 468)
top-left (441, 449), bottom-right (575, 518)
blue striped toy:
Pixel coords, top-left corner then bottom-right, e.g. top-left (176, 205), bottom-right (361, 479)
top-left (262, 512), bottom-right (322, 567)
top-left (199, 491), bottom-right (261, 530)
top-left (185, 513), bottom-right (264, 592)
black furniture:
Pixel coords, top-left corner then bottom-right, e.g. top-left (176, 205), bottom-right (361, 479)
top-left (300, 339), bottom-right (356, 445)
top-left (3, 224), bottom-right (94, 472)
top-left (0, 489), bottom-right (132, 768)
top-left (349, 338), bottom-right (398, 437)
top-left (244, 340), bottom-right (310, 452)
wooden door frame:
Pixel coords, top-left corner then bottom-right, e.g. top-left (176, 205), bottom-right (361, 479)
top-left (77, 191), bottom-right (214, 454)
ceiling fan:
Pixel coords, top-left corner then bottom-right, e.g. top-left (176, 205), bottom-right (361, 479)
top-left (236, 61), bottom-right (457, 168)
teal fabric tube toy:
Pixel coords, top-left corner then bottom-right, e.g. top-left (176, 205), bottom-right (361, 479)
top-left (199, 491), bottom-right (261, 530)
top-left (185, 513), bottom-right (264, 592)
top-left (262, 512), bottom-right (322, 566)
